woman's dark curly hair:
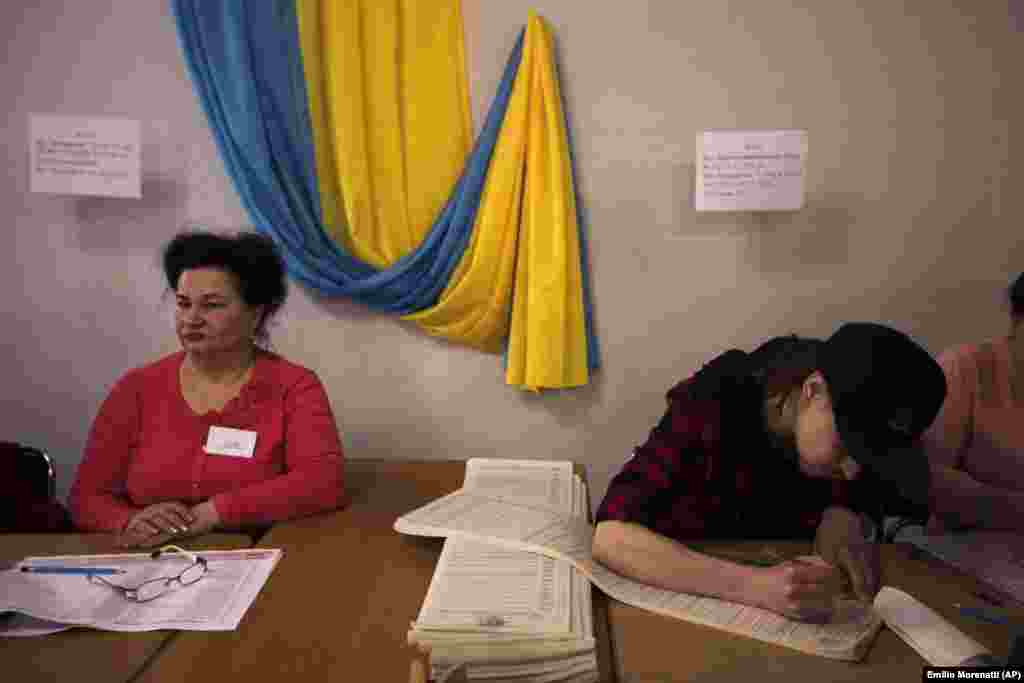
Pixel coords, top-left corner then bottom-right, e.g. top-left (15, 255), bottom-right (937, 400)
top-left (162, 231), bottom-right (287, 345)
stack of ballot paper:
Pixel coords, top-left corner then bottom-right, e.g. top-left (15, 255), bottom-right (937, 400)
top-left (407, 459), bottom-right (599, 683)
top-left (395, 479), bottom-right (885, 662)
top-left (398, 464), bottom-right (1007, 667)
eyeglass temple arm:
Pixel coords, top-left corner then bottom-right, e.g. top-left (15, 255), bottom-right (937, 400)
top-left (150, 544), bottom-right (200, 564)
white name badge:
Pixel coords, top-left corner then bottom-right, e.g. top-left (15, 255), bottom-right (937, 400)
top-left (204, 426), bottom-right (257, 459)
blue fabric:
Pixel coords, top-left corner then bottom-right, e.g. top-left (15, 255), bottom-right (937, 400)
top-left (170, 1), bottom-right (599, 367)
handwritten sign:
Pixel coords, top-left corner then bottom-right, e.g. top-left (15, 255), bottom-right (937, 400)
top-left (696, 129), bottom-right (806, 211)
top-left (30, 114), bottom-right (141, 198)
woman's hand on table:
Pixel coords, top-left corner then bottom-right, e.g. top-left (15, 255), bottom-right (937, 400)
top-left (184, 500), bottom-right (221, 537)
top-left (118, 500), bottom-right (221, 548)
top-left (119, 502), bottom-right (196, 548)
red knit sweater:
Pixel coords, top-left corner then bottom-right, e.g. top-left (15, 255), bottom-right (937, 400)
top-left (70, 351), bottom-right (346, 531)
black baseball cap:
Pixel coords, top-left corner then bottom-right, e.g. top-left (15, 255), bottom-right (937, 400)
top-left (818, 323), bottom-right (946, 507)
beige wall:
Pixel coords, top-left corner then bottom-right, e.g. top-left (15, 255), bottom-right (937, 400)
top-left (1, 1), bottom-right (1021, 510)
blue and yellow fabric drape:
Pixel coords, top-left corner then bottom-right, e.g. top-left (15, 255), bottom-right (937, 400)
top-left (171, 1), bottom-right (599, 390)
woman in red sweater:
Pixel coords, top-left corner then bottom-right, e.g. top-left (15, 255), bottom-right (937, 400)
top-left (70, 231), bottom-right (346, 547)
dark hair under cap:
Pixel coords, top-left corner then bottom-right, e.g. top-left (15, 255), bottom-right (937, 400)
top-left (1011, 272), bottom-right (1024, 320)
top-left (747, 335), bottom-right (824, 399)
top-left (162, 231), bottom-right (287, 343)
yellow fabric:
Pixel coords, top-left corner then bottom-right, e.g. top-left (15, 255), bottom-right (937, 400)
top-left (505, 15), bottom-right (587, 390)
top-left (296, 0), bottom-right (472, 268)
top-left (406, 14), bottom-right (589, 390)
top-left (298, 3), bottom-right (589, 390)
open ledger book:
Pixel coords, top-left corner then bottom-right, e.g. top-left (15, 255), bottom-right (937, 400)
top-left (395, 479), bottom-right (993, 664)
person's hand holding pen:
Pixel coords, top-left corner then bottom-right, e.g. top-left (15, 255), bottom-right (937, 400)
top-left (748, 555), bottom-right (847, 622)
top-left (814, 506), bottom-right (881, 603)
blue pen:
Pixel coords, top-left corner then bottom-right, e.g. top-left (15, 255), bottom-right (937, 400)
top-left (20, 566), bottom-right (126, 575)
top-left (955, 604), bottom-right (1010, 626)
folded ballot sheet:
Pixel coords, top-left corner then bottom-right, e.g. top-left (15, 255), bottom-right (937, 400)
top-left (395, 485), bottom-right (885, 661)
top-left (0, 548), bottom-right (281, 635)
top-left (397, 474), bottom-right (1006, 666)
top-left (407, 459), bottom-right (599, 683)
top-left (873, 586), bottom-right (991, 666)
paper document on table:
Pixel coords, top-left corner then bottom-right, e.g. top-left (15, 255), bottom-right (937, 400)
top-left (0, 548), bottom-right (281, 634)
top-left (874, 587), bottom-right (990, 666)
top-left (585, 559), bottom-right (880, 660)
top-left (412, 463), bottom-right (588, 641)
top-left (410, 460), bottom-right (598, 681)
top-left (396, 491), bottom-right (882, 660)
top-left (395, 490), bottom-right (594, 563)
top-left (464, 458), bottom-right (574, 511)
top-left (467, 653), bottom-right (598, 680)
top-left (415, 537), bottom-right (574, 634)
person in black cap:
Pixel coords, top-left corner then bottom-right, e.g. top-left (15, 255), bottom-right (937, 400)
top-left (593, 322), bottom-right (946, 622)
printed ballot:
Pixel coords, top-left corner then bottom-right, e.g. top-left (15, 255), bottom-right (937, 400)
top-left (408, 459), bottom-right (599, 682)
top-left (397, 481), bottom-right (997, 665)
top-left (1, 549), bottom-right (280, 635)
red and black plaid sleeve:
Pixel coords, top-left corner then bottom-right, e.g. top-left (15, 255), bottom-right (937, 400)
top-left (596, 385), bottom-right (720, 536)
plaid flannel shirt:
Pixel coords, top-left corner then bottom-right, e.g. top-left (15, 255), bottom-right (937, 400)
top-left (596, 351), bottom-right (869, 541)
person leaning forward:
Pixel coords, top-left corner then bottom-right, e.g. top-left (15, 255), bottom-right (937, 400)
top-left (593, 323), bottom-right (946, 622)
top-left (69, 231), bottom-right (347, 548)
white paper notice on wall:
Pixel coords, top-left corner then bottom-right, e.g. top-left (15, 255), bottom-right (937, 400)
top-left (29, 114), bottom-right (141, 199)
top-left (696, 129), bottom-right (806, 212)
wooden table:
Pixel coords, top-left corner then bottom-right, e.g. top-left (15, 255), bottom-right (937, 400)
top-left (1, 533), bottom-right (253, 683)
top-left (135, 459), bottom-right (618, 682)
top-left (607, 540), bottom-right (1024, 683)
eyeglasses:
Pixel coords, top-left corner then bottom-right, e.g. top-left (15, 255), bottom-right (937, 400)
top-left (88, 545), bottom-right (208, 603)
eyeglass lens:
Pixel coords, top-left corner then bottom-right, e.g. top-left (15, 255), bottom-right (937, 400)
top-left (89, 559), bottom-right (206, 602)
top-left (134, 562), bottom-right (206, 601)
